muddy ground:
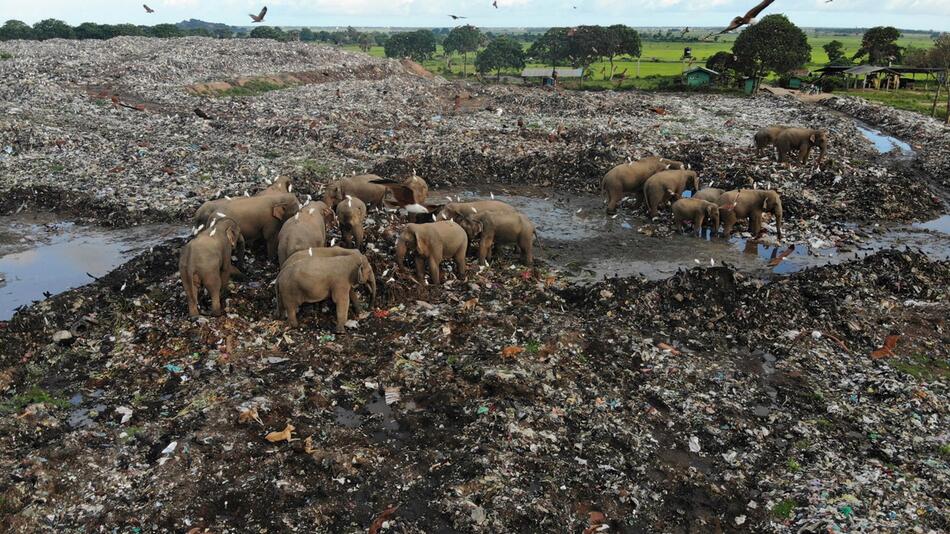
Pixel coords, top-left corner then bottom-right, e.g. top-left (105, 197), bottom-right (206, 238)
top-left (0, 38), bottom-right (948, 533)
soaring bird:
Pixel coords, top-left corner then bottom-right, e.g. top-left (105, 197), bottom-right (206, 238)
top-left (714, 0), bottom-right (775, 35)
top-left (249, 6), bottom-right (268, 23)
top-left (143, 4), bottom-right (154, 14)
top-left (448, 14), bottom-right (467, 20)
top-left (492, 0), bottom-right (498, 7)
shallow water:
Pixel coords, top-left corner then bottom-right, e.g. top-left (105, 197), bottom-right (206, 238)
top-left (854, 121), bottom-right (914, 156)
top-left (0, 214), bottom-right (183, 320)
top-left (914, 214), bottom-right (950, 234)
top-left (441, 186), bottom-right (950, 282)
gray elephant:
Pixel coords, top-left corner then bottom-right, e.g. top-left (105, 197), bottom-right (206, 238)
top-left (179, 218), bottom-right (243, 318)
top-left (204, 193), bottom-right (300, 262)
top-left (717, 189), bottom-right (784, 239)
top-left (672, 198), bottom-right (720, 237)
top-left (643, 170), bottom-right (700, 218)
top-left (775, 128), bottom-right (828, 164)
top-left (439, 199), bottom-right (517, 222)
top-left (255, 176), bottom-right (294, 196)
top-left (324, 174), bottom-right (389, 209)
top-left (277, 203), bottom-right (328, 265)
top-left (601, 157), bottom-right (686, 214)
top-left (276, 252), bottom-right (376, 332)
top-left (692, 187), bottom-right (726, 203)
top-left (456, 210), bottom-right (537, 266)
top-left (395, 220), bottom-right (468, 285)
top-left (753, 126), bottom-right (789, 157)
top-left (335, 195), bottom-right (368, 249)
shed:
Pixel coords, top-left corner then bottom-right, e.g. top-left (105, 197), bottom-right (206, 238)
top-left (683, 67), bottom-right (719, 88)
top-left (520, 67), bottom-right (584, 79)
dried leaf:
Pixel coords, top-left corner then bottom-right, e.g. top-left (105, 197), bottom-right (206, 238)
top-left (265, 423), bottom-right (297, 443)
top-left (373, 309), bottom-right (390, 318)
top-left (583, 511), bottom-right (607, 534)
top-left (871, 334), bottom-right (900, 359)
top-left (501, 346), bottom-right (525, 358)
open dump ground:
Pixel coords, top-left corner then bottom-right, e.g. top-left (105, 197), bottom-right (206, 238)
top-left (0, 38), bottom-right (949, 533)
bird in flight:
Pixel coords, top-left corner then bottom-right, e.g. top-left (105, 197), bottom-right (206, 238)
top-left (143, 4), bottom-right (154, 13)
top-left (681, 27), bottom-right (690, 37)
top-left (492, 0), bottom-right (498, 7)
top-left (249, 6), bottom-right (268, 23)
top-left (713, 0), bottom-right (776, 35)
top-left (448, 14), bottom-right (467, 20)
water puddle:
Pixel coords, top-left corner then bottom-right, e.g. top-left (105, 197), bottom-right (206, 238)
top-left (440, 186), bottom-right (950, 282)
top-left (0, 213), bottom-right (183, 320)
top-left (854, 120), bottom-right (914, 156)
top-left (914, 214), bottom-right (950, 234)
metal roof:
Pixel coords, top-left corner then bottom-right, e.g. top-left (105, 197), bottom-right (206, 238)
top-left (843, 65), bottom-right (898, 75)
top-left (684, 67), bottom-right (719, 76)
top-left (520, 67), bottom-right (584, 78)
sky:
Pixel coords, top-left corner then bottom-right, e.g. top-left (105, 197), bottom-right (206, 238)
top-left (1, 0), bottom-right (948, 32)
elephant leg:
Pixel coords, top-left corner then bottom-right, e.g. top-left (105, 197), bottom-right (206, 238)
top-left (355, 227), bottom-right (364, 250)
top-left (207, 275), bottom-right (223, 317)
top-left (182, 270), bottom-right (200, 318)
top-left (266, 237), bottom-right (278, 262)
top-left (605, 184), bottom-right (620, 213)
top-left (454, 249), bottom-right (467, 280)
top-left (349, 288), bottom-right (363, 315)
top-left (749, 212), bottom-right (763, 235)
top-left (286, 303), bottom-right (300, 328)
top-left (414, 256), bottom-right (426, 283)
top-left (235, 239), bottom-right (246, 267)
top-left (333, 289), bottom-right (350, 333)
top-left (478, 236), bottom-right (491, 266)
top-left (722, 212), bottom-right (736, 239)
top-left (427, 256), bottom-right (441, 285)
top-left (519, 234), bottom-right (533, 266)
top-left (694, 215), bottom-right (704, 237)
top-left (800, 143), bottom-right (810, 164)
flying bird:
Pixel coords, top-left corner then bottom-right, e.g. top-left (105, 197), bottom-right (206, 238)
top-left (713, 0), bottom-right (775, 35)
top-left (249, 6), bottom-right (268, 23)
top-left (493, 0), bottom-right (498, 7)
top-left (143, 4), bottom-right (154, 13)
top-left (448, 14), bottom-right (467, 20)
top-left (681, 27), bottom-right (689, 37)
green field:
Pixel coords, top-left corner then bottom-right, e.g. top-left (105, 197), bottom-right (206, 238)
top-left (343, 32), bottom-right (937, 88)
top-left (842, 89), bottom-right (949, 121)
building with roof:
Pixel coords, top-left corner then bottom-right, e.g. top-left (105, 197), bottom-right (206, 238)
top-left (682, 67), bottom-right (719, 89)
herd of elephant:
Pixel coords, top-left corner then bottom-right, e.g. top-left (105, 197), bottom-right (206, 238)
top-left (179, 174), bottom-right (536, 333)
top-left (178, 125), bottom-right (821, 332)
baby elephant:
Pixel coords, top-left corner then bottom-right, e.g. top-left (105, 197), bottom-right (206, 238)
top-left (457, 211), bottom-right (537, 266)
top-left (602, 156), bottom-right (686, 214)
top-left (672, 198), bottom-right (720, 237)
top-left (276, 252), bottom-right (376, 332)
top-left (179, 218), bottom-right (243, 318)
top-left (775, 128), bottom-right (828, 165)
top-left (335, 195), bottom-right (367, 249)
top-left (324, 174), bottom-right (388, 209)
top-left (753, 126), bottom-right (788, 157)
top-left (439, 200), bottom-right (516, 222)
top-left (395, 220), bottom-right (468, 285)
top-left (717, 189), bottom-right (784, 239)
top-left (643, 169), bottom-right (700, 218)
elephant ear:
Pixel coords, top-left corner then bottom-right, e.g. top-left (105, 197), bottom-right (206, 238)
top-left (226, 226), bottom-right (238, 247)
top-left (272, 204), bottom-right (286, 220)
top-left (350, 263), bottom-right (364, 285)
top-left (415, 229), bottom-right (431, 257)
top-left (334, 186), bottom-right (344, 201)
top-left (809, 133), bottom-right (816, 143)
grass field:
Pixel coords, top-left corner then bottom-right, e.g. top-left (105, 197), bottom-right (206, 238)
top-left (842, 89), bottom-right (950, 121)
top-left (343, 32), bottom-right (937, 85)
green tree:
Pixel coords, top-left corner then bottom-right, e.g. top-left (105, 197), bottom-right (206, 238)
top-left (823, 40), bottom-right (845, 63)
top-left (358, 32), bottom-right (373, 52)
top-left (567, 26), bottom-right (605, 72)
top-left (74, 22), bottom-right (106, 40)
top-left (926, 33), bottom-right (950, 122)
top-left (443, 25), bottom-right (484, 77)
top-left (527, 27), bottom-right (571, 68)
top-left (732, 15), bottom-right (810, 80)
top-left (706, 51), bottom-right (736, 77)
top-left (299, 28), bottom-right (315, 42)
top-left (249, 26), bottom-right (285, 41)
top-left (113, 24), bottom-right (144, 37)
top-left (214, 28), bottom-right (233, 39)
top-left (32, 19), bottom-right (73, 40)
top-left (374, 33), bottom-right (389, 47)
top-left (384, 30), bottom-right (436, 62)
top-left (602, 25), bottom-right (641, 80)
top-left (149, 23), bottom-right (183, 38)
top-left (0, 20), bottom-right (36, 40)
top-left (474, 36), bottom-right (525, 79)
top-left (853, 26), bottom-right (902, 64)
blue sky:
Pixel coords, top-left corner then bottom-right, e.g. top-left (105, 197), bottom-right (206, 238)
top-left (2, 0), bottom-right (948, 31)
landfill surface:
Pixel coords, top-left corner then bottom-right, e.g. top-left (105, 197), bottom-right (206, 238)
top-left (0, 38), bottom-right (948, 533)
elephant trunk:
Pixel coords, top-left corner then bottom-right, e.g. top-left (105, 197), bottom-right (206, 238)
top-left (395, 239), bottom-right (407, 267)
top-left (367, 266), bottom-right (377, 308)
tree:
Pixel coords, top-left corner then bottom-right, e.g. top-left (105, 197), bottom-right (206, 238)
top-left (149, 23), bottom-right (183, 38)
top-left (74, 22), bottom-right (106, 40)
top-left (925, 33), bottom-right (950, 122)
top-left (527, 27), bottom-right (571, 68)
top-left (214, 28), bottom-right (233, 39)
top-left (384, 30), bottom-right (436, 62)
top-left (443, 25), bottom-right (484, 77)
top-left (374, 33), bottom-right (389, 47)
top-left (602, 25), bottom-right (641, 80)
top-left (854, 26), bottom-right (902, 64)
top-left (358, 33), bottom-right (373, 52)
top-left (823, 40), bottom-right (845, 64)
top-left (113, 24), bottom-right (144, 37)
top-left (474, 36), bottom-right (525, 79)
top-left (299, 28), bottom-right (315, 42)
top-left (567, 26), bottom-right (605, 72)
top-left (0, 20), bottom-right (36, 40)
top-left (249, 26), bottom-right (285, 41)
top-left (706, 51), bottom-right (736, 77)
top-left (732, 15), bottom-right (810, 80)
top-left (32, 19), bottom-right (73, 40)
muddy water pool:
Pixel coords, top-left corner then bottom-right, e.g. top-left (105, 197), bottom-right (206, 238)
top-left (0, 214), bottom-right (184, 320)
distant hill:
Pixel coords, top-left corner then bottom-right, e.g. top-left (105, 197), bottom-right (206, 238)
top-left (176, 19), bottom-right (237, 33)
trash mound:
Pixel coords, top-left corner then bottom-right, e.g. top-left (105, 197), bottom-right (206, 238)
top-left (0, 242), bottom-right (947, 532)
top-left (822, 95), bottom-right (950, 188)
top-left (184, 66), bottom-right (396, 96)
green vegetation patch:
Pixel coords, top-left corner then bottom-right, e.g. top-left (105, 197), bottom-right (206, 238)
top-left (216, 79), bottom-right (286, 97)
top-left (886, 354), bottom-right (950, 380)
top-left (0, 51), bottom-right (11, 60)
top-left (772, 499), bottom-right (798, 519)
top-left (0, 386), bottom-right (71, 415)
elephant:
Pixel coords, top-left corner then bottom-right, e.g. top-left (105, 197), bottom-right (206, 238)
top-left (717, 189), bottom-right (784, 239)
top-left (255, 175), bottom-right (293, 196)
top-left (753, 126), bottom-right (789, 156)
top-left (775, 128), bottom-right (829, 164)
top-left (324, 174), bottom-right (389, 209)
top-left (438, 200), bottom-right (517, 222)
top-left (601, 156), bottom-right (686, 214)
top-left (643, 170), bottom-right (700, 218)
top-left (672, 198), bottom-right (721, 237)
top-left (395, 220), bottom-right (468, 285)
top-left (277, 204), bottom-right (328, 266)
top-left (456, 210), bottom-right (537, 266)
top-left (204, 193), bottom-right (300, 262)
top-left (276, 253), bottom-right (376, 332)
top-left (335, 195), bottom-right (367, 249)
top-left (692, 187), bottom-right (726, 203)
top-left (179, 217), bottom-right (243, 318)
top-left (372, 174), bottom-right (430, 209)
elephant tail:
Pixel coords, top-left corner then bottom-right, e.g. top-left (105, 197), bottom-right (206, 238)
top-left (533, 229), bottom-right (545, 251)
